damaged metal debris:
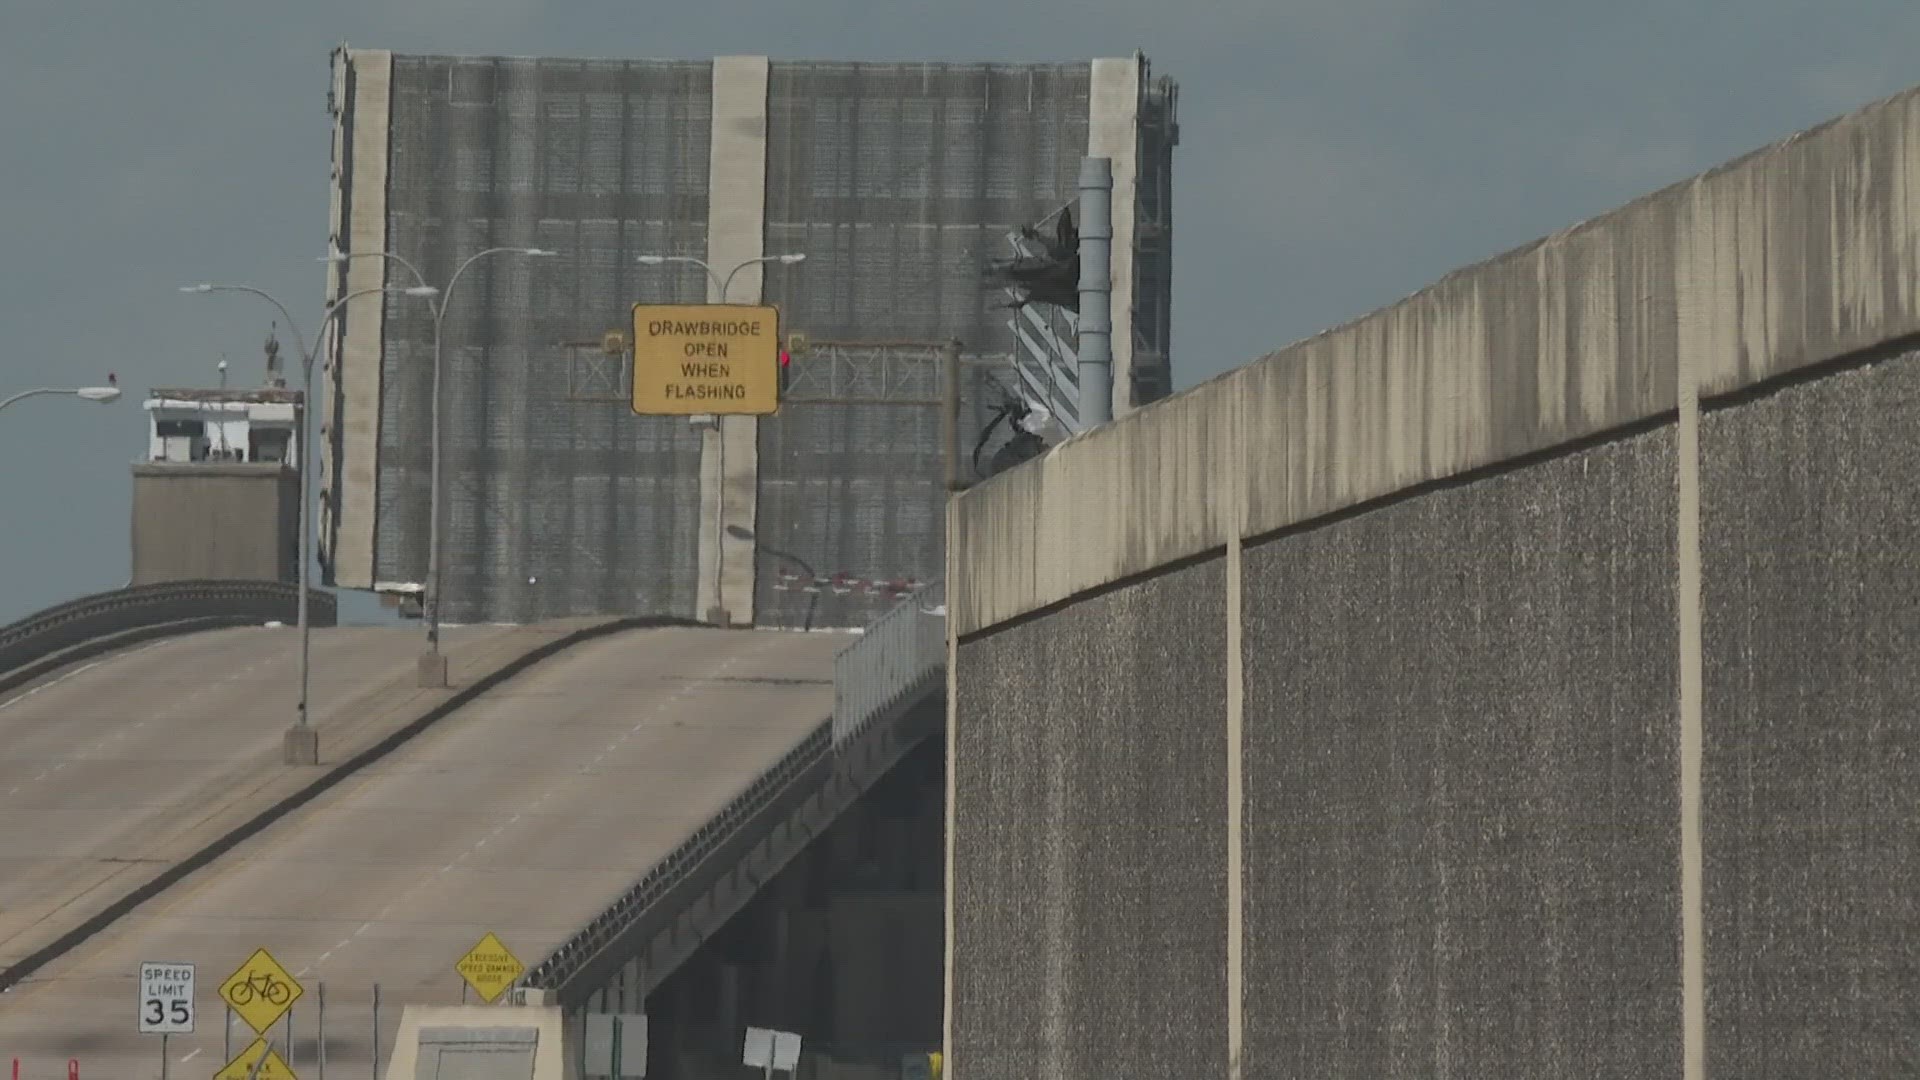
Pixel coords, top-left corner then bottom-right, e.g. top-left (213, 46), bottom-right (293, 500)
top-left (985, 207), bottom-right (1081, 312)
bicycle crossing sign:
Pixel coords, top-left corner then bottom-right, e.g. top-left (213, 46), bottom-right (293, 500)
top-left (217, 948), bottom-right (303, 1034)
top-left (215, 1038), bottom-right (297, 1080)
top-left (454, 931), bottom-right (525, 1004)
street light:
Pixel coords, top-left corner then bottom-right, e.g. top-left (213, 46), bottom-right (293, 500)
top-left (181, 279), bottom-right (438, 764)
top-left (0, 385), bottom-right (122, 413)
top-left (322, 245), bottom-right (561, 687)
top-left (634, 253), bottom-right (805, 303)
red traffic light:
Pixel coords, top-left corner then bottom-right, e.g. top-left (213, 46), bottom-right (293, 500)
top-left (779, 350), bottom-right (790, 367)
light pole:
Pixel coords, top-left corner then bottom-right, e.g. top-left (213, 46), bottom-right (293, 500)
top-left (323, 245), bottom-right (561, 687)
top-left (0, 385), bottom-right (122, 413)
top-left (636, 253), bottom-right (805, 625)
top-left (181, 281), bottom-right (439, 764)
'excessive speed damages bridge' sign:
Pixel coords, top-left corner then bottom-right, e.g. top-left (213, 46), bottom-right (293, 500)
top-left (630, 304), bottom-right (780, 416)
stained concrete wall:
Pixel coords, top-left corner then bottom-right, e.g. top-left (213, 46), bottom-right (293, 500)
top-left (951, 82), bottom-right (1920, 639)
top-left (1700, 352), bottom-right (1920, 1075)
top-left (948, 78), bottom-right (1920, 1080)
top-left (951, 348), bottom-right (1920, 1077)
top-left (1240, 429), bottom-right (1680, 1076)
top-left (952, 566), bottom-right (1228, 1080)
top-left (131, 464), bottom-right (299, 584)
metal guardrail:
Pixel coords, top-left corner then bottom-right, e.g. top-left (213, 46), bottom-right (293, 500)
top-left (0, 580), bottom-right (335, 675)
top-left (520, 718), bottom-right (834, 991)
top-left (519, 578), bottom-right (948, 996)
top-left (833, 577), bottom-right (946, 745)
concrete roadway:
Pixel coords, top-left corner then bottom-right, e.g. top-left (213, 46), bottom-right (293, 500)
top-left (0, 626), bottom-right (841, 1080)
top-left (0, 623), bottom-right (519, 972)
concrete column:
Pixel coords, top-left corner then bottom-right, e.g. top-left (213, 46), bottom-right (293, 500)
top-left (699, 54), bottom-right (771, 626)
top-left (332, 48), bottom-right (393, 590)
top-left (1075, 157), bottom-right (1113, 428)
top-left (1087, 57), bottom-right (1142, 420)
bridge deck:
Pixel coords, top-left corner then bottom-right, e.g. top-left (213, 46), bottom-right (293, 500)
top-left (0, 626), bottom-right (840, 1077)
top-left (0, 623), bottom-right (521, 970)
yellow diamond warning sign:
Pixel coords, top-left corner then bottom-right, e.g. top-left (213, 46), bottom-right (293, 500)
top-left (630, 303), bottom-right (780, 416)
top-left (455, 931), bottom-right (526, 1004)
top-left (217, 948), bottom-right (303, 1035)
top-left (215, 1038), bottom-right (297, 1080)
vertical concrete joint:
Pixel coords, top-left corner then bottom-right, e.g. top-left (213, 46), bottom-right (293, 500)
top-left (1224, 420), bottom-right (1245, 1080)
top-left (1676, 347), bottom-right (1707, 1079)
top-left (941, 495), bottom-right (960, 1080)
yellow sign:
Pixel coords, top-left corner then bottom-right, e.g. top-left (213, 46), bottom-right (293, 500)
top-left (630, 303), bottom-right (780, 416)
top-left (217, 948), bottom-right (303, 1035)
top-left (455, 931), bottom-right (525, 1004)
top-left (214, 1038), bottom-right (297, 1080)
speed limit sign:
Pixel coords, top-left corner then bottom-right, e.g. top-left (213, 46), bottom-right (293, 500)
top-left (138, 961), bottom-right (195, 1034)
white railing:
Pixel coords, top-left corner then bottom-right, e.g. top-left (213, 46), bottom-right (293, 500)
top-left (831, 578), bottom-right (946, 746)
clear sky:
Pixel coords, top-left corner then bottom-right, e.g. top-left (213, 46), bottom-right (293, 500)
top-left (2, 0), bottom-right (1914, 622)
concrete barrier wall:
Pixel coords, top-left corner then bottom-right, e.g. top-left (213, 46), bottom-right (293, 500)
top-left (1240, 428), bottom-right (1680, 1075)
top-left (1700, 352), bottom-right (1920, 1074)
top-left (951, 347), bottom-right (1920, 1076)
top-left (951, 83), bottom-right (1920, 638)
top-left (948, 81), bottom-right (1920, 1080)
top-left (952, 564), bottom-right (1228, 1080)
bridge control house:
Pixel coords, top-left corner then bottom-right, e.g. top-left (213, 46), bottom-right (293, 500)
top-left (129, 333), bottom-right (304, 585)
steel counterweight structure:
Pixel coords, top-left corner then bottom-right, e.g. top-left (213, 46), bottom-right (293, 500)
top-left (319, 48), bottom-right (1177, 628)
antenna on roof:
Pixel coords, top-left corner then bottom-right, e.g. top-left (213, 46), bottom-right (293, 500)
top-left (264, 323), bottom-right (285, 388)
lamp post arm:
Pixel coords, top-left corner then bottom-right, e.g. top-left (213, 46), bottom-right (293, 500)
top-left (674, 257), bottom-right (725, 300)
top-left (200, 285), bottom-right (308, 366)
top-left (0, 388), bottom-right (61, 413)
top-left (443, 246), bottom-right (531, 312)
top-left (720, 256), bottom-right (784, 304)
top-left (313, 284), bottom-right (414, 372)
top-left (332, 250), bottom-right (430, 291)
top-left (694, 260), bottom-right (725, 302)
top-left (334, 250), bottom-right (437, 318)
top-left (763, 547), bottom-right (816, 583)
